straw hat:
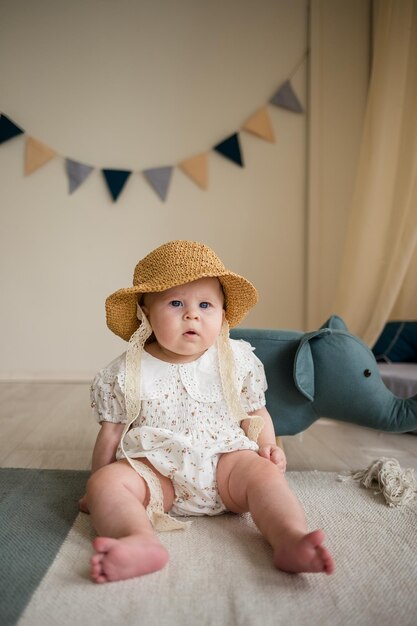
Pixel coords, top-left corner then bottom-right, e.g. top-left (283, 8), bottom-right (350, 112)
top-left (105, 240), bottom-right (258, 340)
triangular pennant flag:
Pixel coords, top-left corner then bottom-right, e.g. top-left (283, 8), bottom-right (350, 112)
top-left (213, 133), bottom-right (244, 167)
top-left (25, 137), bottom-right (57, 175)
top-left (143, 166), bottom-right (173, 201)
top-left (65, 159), bottom-right (94, 194)
top-left (179, 153), bottom-right (208, 190)
top-left (242, 106), bottom-right (275, 142)
top-left (102, 169), bottom-right (131, 201)
top-left (270, 80), bottom-right (304, 113)
top-left (0, 114), bottom-right (24, 144)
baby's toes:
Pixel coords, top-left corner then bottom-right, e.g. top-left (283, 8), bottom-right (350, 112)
top-left (90, 553), bottom-right (105, 583)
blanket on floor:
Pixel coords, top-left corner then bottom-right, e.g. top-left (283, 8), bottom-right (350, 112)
top-left (1, 468), bottom-right (416, 626)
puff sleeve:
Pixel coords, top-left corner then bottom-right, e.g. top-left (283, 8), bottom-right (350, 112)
top-left (90, 354), bottom-right (128, 424)
top-left (231, 340), bottom-right (268, 413)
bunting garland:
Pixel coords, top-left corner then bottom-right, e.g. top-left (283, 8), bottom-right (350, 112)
top-left (0, 54), bottom-right (305, 203)
top-left (242, 106), bottom-right (275, 142)
top-left (24, 137), bottom-right (57, 175)
top-left (179, 153), bottom-right (209, 190)
top-left (102, 169), bottom-right (132, 202)
top-left (66, 159), bottom-right (94, 194)
top-left (270, 80), bottom-right (304, 113)
top-left (214, 133), bottom-right (244, 167)
top-left (143, 166), bottom-right (174, 202)
top-left (0, 114), bottom-right (24, 144)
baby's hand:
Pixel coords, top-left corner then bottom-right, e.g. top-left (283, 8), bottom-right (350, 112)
top-left (258, 444), bottom-right (287, 473)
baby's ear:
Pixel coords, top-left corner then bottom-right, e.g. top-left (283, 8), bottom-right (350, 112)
top-left (140, 296), bottom-right (149, 317)
top-left (137, 301), bottom-right (149, 320)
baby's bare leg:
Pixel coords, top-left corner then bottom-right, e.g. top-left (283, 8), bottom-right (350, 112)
top-left (217, 451), bottom-right (334, 575)
top-left (86, 459), bottom-right (174, 583)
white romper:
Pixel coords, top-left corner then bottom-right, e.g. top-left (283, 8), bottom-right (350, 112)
top-left (90, 339), bottom-right (267, 528)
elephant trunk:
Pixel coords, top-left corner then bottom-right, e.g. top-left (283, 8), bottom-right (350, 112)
top-left (386, 396), bottom-right (417, 433)
top-left (315, 383), bottom-right (417, 433)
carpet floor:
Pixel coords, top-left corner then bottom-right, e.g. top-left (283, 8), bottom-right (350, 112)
top-left (1, 468), bottom-right (417, 626)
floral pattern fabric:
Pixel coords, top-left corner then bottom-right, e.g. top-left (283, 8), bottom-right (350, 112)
top-left (90, 339), bottom-right (267, 518)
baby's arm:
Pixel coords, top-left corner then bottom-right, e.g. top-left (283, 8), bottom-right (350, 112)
top-left (241, 407), bottom-right (287, 473)
top-left (79, 422), bottom-right (125, 513)
top-left (90, 422), bottom-right (125, 473)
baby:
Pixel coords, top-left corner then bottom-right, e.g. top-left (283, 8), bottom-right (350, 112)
top-left (83, 240), bottom-right (334, 583)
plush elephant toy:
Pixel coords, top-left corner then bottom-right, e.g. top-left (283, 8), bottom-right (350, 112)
top-left (231, 315), bottom-right (417, 436)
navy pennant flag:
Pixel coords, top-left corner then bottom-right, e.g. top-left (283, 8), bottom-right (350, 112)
top-left (213, 133), bottom-right (244, 167)
top-left (102, 169), bottom-right (132, 202)
top-left (0, 114), bottom-right (24, 144)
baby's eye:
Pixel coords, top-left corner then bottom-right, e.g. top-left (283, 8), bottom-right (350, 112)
top-left (199, 302), bottom-right (210, 309)
top-left (170, 300), bottom-right (183, 307)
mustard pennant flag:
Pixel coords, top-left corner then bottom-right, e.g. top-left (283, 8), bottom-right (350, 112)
top-left (242, 106), bottom-right (275, 142)
top-left (143, 166), bottom-right (174, 201)
top-left (270, 80), bottom-right (304, 113)
top-left (25, 137), bottom-right (57, 175)
top-left (179, 153), bottom-right (208, 190)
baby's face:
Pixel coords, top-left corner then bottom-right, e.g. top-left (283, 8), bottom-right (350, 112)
top-left (142, 277), bottom-right (225, 363)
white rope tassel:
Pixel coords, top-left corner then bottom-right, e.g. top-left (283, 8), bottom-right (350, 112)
top-left (338, 457), bottom-right (417, 507)
top-left (121, 307), bottom-right (153, 465)
top-left (122, 307), bottom-right (189, 531)
top-left (124, 306), bottom-right (153, 427)
top-left (217, 320), bottom-right (264, 442)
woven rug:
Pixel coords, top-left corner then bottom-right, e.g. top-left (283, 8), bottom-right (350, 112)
top-left (1, 468), bottom-right (417, 626)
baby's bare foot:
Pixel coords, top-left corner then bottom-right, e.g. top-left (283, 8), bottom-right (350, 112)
top-left (273, 529), bottom-right (334, 575)
top-left (91, 535), bottom-right (169, 583)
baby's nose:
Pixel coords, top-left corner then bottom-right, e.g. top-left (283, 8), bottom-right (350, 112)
top-left (185, 308), bottom-right (199, 319)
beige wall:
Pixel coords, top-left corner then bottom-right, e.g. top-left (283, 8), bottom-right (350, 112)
top-left (307, 0), bottom-right (372, 328)
top-left (0, 0), bottom-right (370, 380)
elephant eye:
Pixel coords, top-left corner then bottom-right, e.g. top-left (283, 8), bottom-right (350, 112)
top-left (363, 369), bottom-right (372, 378)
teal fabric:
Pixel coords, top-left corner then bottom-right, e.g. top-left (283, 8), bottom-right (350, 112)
top-left (0, 468), bottom-right (88, 626)
top-left (231, 327), bottom-right (316, 434)
top-left (294, 329), bottom-right (332, 401)
top-left (373, 321), bottom-right (417, 363)
top-left (231, 317), bottom-right (417, 435)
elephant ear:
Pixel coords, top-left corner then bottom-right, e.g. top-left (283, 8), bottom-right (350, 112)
top-left (294, 329), bottom-right (331, 401)
top-left (320, 315), bottom-right (348, 331)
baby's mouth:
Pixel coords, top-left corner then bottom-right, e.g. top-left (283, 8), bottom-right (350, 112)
top-left (184, 330), bottom-right (198, 336)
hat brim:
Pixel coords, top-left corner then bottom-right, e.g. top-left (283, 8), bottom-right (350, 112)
top-left (105, 273), bottom-right (258, 341)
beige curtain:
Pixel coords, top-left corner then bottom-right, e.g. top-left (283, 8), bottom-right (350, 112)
top-left (333, 0), bottom-right (417, 346)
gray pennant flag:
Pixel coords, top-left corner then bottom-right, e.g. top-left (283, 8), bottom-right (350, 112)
top-left (270, 80), bottom-right (304, 113)
top-left (143, 166), bottom-right (173, 201)
top-left (66, 159), bottom-right (94, 194)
